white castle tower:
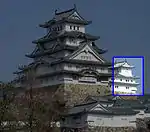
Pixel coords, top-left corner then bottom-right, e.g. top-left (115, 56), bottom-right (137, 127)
top-left (109, 59), bottom-right (139, 94)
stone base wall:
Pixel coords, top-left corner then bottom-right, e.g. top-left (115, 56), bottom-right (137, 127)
top-left (18, 83), bottom-right (137, 107)
top-left (28, 83), bottom-right (111, 106)
top-left (64, 84), bottom-right (111, 105)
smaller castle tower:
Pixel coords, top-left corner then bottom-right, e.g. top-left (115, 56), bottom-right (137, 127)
top-left (109, 60), bottom-right (139, 94)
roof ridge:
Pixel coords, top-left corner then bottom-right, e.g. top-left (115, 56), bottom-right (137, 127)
top-left (74, 101), bottom-right (97, 107)
top-left (55, 8), bottom-right (75, 15)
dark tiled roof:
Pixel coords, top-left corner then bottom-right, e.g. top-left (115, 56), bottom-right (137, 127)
top-left (39, 18), bottom-right (91, 28)
top-left (138, 94), bottom-right (150, 102)
top-left (145, 105), bottom-right (150, 113)
top-left (26, 45), bottom-right (77, 58)
top-left (39, 7), bottom-right (91, 28)
top-left (109, 107), bottom-right (139, 115)
top-left (114, 100), bottom-right (145, 109)
top-left (85, 95), bottom-right (114, 102)
top-left (66, 102), bottom-right (96, 115)
top-left (32, 31), bottom-right (100, 44)
top-left (51, 59), bottom-right (112, 66)
top-left (14, 60), bottom-right (50, 74)
top-left (65, 101), bottom-right (138, 116)
top-left (26, 44), bottom-right (107, 58)
top-left (92, 44), bottom-right (108, 54)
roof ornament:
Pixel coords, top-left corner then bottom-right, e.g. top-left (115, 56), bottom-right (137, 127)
top-left (55, 9), bottom-right (58, 15)
top-left (74, 4), bottom-right (77, 10)
top-left (124, 58), bottom-right (127, 62)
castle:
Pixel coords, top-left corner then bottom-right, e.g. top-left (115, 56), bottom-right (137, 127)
top-left (12, 5), bottom-right (150, 131)
top-left (13, 5), bottom-right (112, 105)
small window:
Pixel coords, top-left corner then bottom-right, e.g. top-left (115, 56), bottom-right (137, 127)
top-left (120, 79), bottom-right (122, 81)
top-left (126, 87), bottom-right (129, 89)
top-left (74, 26), bottom-right (76, 30)
top-left (121, 118), bottom-right (127, 120)
top-left (77, 26), bottom-right (80, 30)
top-left (70, 26), bottom-right (72, 29)
top-left (131, 80), bottom-right (133, 82)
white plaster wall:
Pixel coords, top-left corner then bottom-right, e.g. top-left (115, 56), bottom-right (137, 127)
top-left (65, 38), bottom-right (83, 46)
top-left (63, 63), bottom-right (108, 74)
top-left (87, 114), bottom-right (136, 127)
top-left (36, 63), bottom-right (64, 76)
top-left (119, 68), bottom-right (133, 77)
top-left (34, 75), bottom-right (108, 87)
top-left (35, 75), bottom-right (64, 88)
top-left (114, 78), bottom-right (137, 84)
top-left (112, 85), bottom-right (137, 94)
top-left (65, 24), bottom-right (85, 33)
top-left (145, 113), bottom-right (150, 118)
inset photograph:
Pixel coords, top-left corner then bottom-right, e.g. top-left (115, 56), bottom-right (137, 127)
top-left (110, 56), bottom-right (144, 96)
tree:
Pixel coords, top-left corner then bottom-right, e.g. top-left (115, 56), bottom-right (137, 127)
top-left (14, 67), bottom-right (67, 131)
top-left (0, 82), bottom-right (16, 131)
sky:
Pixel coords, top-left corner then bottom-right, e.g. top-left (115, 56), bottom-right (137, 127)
top-left (0, 0), bottom-right (150, 92)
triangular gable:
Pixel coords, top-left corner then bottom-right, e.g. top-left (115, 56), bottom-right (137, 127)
top-left (114, 61), bottom-right (134, 68)
top-left (112, 96), bottom-right (122, 100)
top-left (68, 44), bottom-right (105, 63)
top-left (90, 104), bottom-right (109, 112)
top-left (122, 62), bottom-right (134, 68)
top-left (68, 11), bottom-right (84, 20)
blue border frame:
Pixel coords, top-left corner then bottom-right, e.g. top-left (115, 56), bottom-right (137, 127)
top-left (112, 56), bottom-right (144, 96)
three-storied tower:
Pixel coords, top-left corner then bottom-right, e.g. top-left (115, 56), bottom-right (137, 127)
top-left (109, 60), bottom-right (139, 94)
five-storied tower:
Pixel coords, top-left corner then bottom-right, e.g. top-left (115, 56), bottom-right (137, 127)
top-left (13, 5), bottom-right (112, 105)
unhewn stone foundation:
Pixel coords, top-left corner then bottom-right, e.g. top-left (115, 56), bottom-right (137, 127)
top-left (28, 83), bottom-right (110, 106)
top-left (64, 84), bottom-right (110, 105)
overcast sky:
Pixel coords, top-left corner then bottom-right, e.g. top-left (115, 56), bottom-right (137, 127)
top-left (0, 0), bottom-right (149, 93)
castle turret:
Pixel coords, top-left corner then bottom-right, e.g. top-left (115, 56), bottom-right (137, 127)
top-left (109, 60), bottom-right (139, 94)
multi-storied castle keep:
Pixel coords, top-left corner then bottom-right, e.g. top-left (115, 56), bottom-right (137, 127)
top-left (13, 5), bottom-right (113, 104)
top-left (109, 60), bottom-right (139, 94)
